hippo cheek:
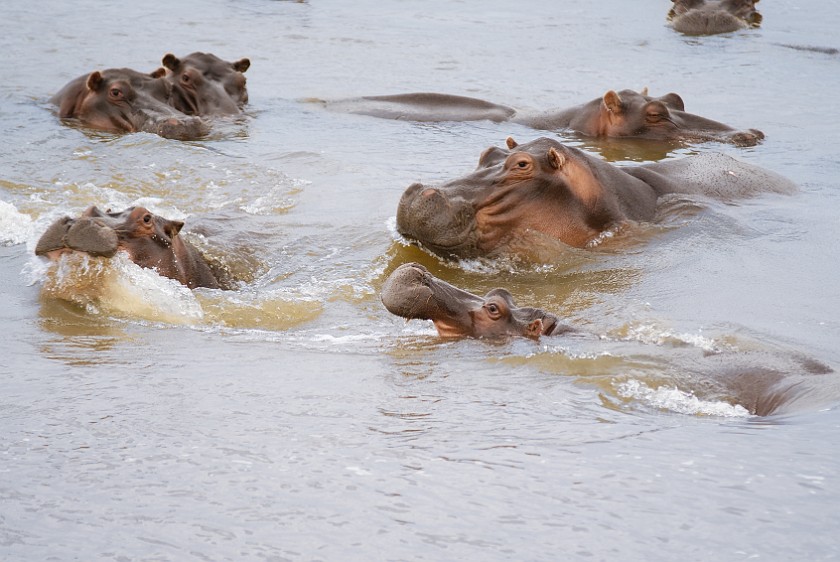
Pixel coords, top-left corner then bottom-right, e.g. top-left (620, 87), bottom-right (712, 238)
top-left (396, 184), bottom-right (477, 255)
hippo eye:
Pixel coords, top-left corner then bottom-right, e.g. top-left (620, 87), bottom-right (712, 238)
top-left (109, 88), bottom-right (123, 100)
top-left (485, 302), bottom-right (503, 319)
top-left (517, 161), bottom-right (528, 168)
top-left (646, 112), bottom-right (665, 123)
top-left (181, 73), bottom-right (190, 83)
top-left (143, 214), bottom-right (152, 224)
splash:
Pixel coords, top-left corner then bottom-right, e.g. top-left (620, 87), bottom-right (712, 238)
top-left (616, 379), bottom-right (751, 418)
top-left (0, 200), bottom-right (34, 246)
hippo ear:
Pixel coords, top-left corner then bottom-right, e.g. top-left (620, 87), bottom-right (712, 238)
top-left (150, 67), bottom-right (167, 79)
top-left (547, 147), bottom-right (566, 170)
top-left (163, 219), bottom-right (184, 238)
top-left (86, 71), bottom-right (104, 92)
top-left (162, 53), bottom-right (181, 71)
top-left (233, 58), bottom-right (251, 73)
top-left (526, 319), bottom-right (544, 339)
top-left (639, 86), bottom-right (649, 97)
top-left (506, 137), bottom-right (518, 149)
top-left (602, 90), bottom-right (622, 114)
top-left (658, 92), bottom-right (685, 111)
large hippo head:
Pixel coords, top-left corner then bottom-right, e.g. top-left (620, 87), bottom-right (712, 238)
top-left (396, 137), bottom-right (658, 258)
top-left (381, 263), bottom-right (563, 339)
top-left (668, 0), bottom-right (762, 35)
top-left (50, 68), bottom-right (209, 140)
top-left (35, 206), bottom-right (219, 289)
top-left (162, 52), bottom-right (250, 116)
top-left (589, 89), bottom-right (764, 146)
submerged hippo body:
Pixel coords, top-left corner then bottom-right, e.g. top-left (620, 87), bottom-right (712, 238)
top-left (50, 68), bottom-right (208, 140)
top-left (162, 52), bottom-right (251, 116)
top-left (36, 206), bottom-right (219, 289)
top-left (325, 89), bottom-right (763, 146)
top-left (396, 137), bottom-right (796, 258)
top-left (381, 263), bottom-right (567, 339)
top-left (668, 0), bottom-right (762, 35)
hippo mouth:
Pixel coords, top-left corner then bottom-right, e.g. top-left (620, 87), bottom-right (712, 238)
top-left (35, 215), bottom-right (120, 259)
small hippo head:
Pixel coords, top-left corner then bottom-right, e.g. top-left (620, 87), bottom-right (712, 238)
top-left (596, 89), bottom-right (764, 146)
top-left (52, 68), bottom-right (209, 140)
top-left (162, 52), bottom-right (250, 116)
top-left (381, 263), bottom-right (562, 339)
top-left (668, 0), bottom-right (762, 35)
top-left (35, 206), bottom-right (218, 289)
top-left (396, 136), bottom-right (643, 257)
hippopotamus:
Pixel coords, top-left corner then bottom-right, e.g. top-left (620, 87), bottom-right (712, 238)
top-left (50, 68), bottom-right (208, 140)
top-left (396, 136), bottom-right (796, 258)
top-left (322, 89), bottom-right (763, 146)
top-left (381, 262), bottom-right (569, 339)
top-left (35, 206), bottom-right (219, 289)
top-left (162, 52), bottom-right (250, 116)
top-left (668, 0), bottom-right (762, 35)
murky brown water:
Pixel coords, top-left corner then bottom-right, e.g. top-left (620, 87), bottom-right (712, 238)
top-left (2, 1), bottom-right (840, 560)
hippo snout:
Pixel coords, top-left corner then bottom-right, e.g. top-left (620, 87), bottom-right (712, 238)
top-left (154, 116), bottom-right (210, 140)
top-left (396, 183), bottom-right (476, 254)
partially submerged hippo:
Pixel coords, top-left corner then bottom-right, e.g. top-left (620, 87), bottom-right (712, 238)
top-left (323, 89), bottom-right (763, 146)
top-left (35, 206), bottom-right (219, 289)
top-left (396, 137), bottom-right (796, 258)
top-left (668, 0), bottom-right (762, 35)
top-left (162, 52), bottom-right (251, 116)
top-left (381, 262), bottom-right (569, 339)
top-left (51, 68), bottom-right (208, 140)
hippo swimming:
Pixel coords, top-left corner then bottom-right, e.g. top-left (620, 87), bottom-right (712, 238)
top-left (668, 0), bottom-right (762, 35)
top-left (35, 206), bottom-right (219, 289)
top-left (381, 262), bottom-right (569, 339)
top-left (396, 136), bottom-right (796, 258)
top-left (323, 89), bottom-right (764, 146)
top-left (51, 68), bottom-right (208, 140)
top-left (162, 52), bottom-right (251, 116)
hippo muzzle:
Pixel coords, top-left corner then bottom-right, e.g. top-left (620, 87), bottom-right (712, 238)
top-left (396, 182), bottom-right (478, 256)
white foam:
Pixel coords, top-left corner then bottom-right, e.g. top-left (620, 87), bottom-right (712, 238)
top-left (616, 379), bottom-right (751, 418)
top-left (623, 323), bottom-right (727, 353)
top-left (0, 200), bottom-right (34, 246)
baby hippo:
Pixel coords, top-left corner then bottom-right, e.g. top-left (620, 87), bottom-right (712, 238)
top-left (35, 206), bottom-right (219, 289)
top-left (381, 262), bottom-right (570, 339)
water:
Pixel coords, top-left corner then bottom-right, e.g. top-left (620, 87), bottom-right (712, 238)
top-left (2, 1), bottom-right (840, 560)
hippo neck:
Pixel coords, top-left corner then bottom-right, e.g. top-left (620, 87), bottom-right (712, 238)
top-left (512, 98), bottom-right (602, 133)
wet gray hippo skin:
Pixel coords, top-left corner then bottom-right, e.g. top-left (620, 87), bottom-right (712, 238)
top-left (325, 89), bottom-right (763, 146)
top-left (36, 206), bottom-right (219, 289)
top-left (381, 262), bottom-right (569, 339)
top-left (162, 52), bottom-right (251, 116)
top-left (396, 136), bottom-right (796, 258)
top-left (51, 68), bottom-right (208, 140)
top-left (668, 0), bottom-right (762, 35)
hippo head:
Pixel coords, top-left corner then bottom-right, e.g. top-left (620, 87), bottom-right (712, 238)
top-left (668, 0), bottom-right (762, 35)
top-left (381, 263), bottom-right (561, 339)
top-left (396, 136), bottom-right (644, 257)
top-left (35, 206), bottom-right (218, 289)
top-left (162, 52), bottom-right (250, 116)
top-left (52, 68), bottom-right (209, 140)
top-left (596, 89), bottom-right (764, 146)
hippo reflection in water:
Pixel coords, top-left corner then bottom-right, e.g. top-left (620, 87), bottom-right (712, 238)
top-left (35, 206), bottom-right (220, 289)
top-left (162, 52), bottom-right (251, 116)
top-left (668, 0), bottom-right (762, 35)
top-left (51, 68), bottom-right (209, 140)
top-left (396, 136), bottom-right (796, 258)
top-left (325, 88), bottom-right (764, 146)
top-left (381, 263), bottom-right (571, 339)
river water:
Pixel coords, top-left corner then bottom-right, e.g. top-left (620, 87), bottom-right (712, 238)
top-left (2, 1), bottom-right (839, 560)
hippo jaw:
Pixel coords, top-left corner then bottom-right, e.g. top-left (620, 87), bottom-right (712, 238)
top-left (396, 183), bottom-right (479, 257)
top-left (381, 263), bottom-right (560, 339)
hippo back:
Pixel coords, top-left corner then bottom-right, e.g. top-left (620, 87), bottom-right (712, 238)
top-left (625, 153), bottom-right (797, 200)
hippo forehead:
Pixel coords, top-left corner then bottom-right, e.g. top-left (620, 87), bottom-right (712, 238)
top-left (478, 137), bottom-right (565, 166)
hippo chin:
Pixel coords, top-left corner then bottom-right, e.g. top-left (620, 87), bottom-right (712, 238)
top-left (668, 0), bottom-right (762, 35)
top-left (51, 68), bottom-right (209, 140)
top-left (381, 263), bottom-right (567, 339)
top-left (162, 52), bottom-right (251, 116)
top-left (396, 136), bottom-right (796, 258)
top-left (35, 206), bottom-right (219, 289)
top-left (324, 89), bottom-right (763, 146)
